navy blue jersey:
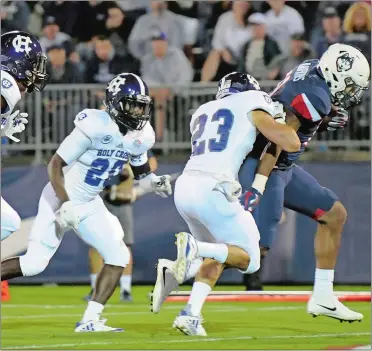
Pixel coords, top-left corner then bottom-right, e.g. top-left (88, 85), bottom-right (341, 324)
top-left (248, 60), bottom-right (332, 168)
top-left (272, 59), bottom-right (332, 167)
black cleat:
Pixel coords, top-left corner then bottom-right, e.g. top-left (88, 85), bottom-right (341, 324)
top-left (120, 290), bottom-right (133, 302)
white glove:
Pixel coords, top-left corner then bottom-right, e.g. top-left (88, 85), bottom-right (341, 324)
top-left (213, 180), bottom-right (242, 202)
top-left (151, 174), bottom-right (172, 198)
top-left (272, 102), bottom-right (286, 125)
top-left (58, 201), bottom-right (81, 230)
top-left (1, 110), bottom-right (28, 142)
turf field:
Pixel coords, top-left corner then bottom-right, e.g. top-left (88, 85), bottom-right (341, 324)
top-left (2, 285), bottom-right (370, 350)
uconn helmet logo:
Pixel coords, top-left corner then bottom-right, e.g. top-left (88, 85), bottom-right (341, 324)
top-left (336, 52), bottom-right (354, 73)
top-left (108, 76), bottom-right (127, 96)
top-left (12, 35), bottom-right (33, 55)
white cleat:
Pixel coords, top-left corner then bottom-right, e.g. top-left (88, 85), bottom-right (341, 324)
top-left (74, 319), bottom-right (124, 332)
top-left (173, 305), bottom-right (207, 336)
top-left (307, 294), bottom-right (363, 323)
top-left (151, 259), bottom-right (179, 314)
top-left (173, 232), bottom-right (198, 284)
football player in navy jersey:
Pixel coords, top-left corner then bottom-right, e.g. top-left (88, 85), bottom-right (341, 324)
top-left (239, 44), bottom-right (370, 322)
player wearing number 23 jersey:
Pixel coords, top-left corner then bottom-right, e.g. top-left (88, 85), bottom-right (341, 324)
top-left (1, 73), bottom-right (172, 333)
top-left (151, 72), bottom-right (300, 336)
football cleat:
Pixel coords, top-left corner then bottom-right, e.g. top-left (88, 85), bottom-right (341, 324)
top-left (151, 259), bottom-right (179, 313)
top-left (307, 294), bottom-right (363, 322)
top-left (120, 290), bottom-right (133, 302)
top-left (173, 305), bottom-right (207, 336)
top-left (74, 318), bottom-right (124, 332)
top-left (173, 232), bottom-right (198, 284)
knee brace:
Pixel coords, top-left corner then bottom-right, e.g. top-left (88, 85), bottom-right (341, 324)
top-left (103, 241), bottom-right (130, 268)
top-left (20, 252), bottom-right (50, 277)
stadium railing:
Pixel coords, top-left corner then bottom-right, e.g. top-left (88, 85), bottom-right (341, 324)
top-left (4, 81), bottom-right (370, 163)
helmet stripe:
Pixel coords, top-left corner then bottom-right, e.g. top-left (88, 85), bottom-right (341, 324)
top-left (131, 73), bottom-right (145, 95)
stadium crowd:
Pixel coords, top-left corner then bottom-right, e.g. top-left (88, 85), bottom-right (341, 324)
top-left (1, 0), bottom-right (371, 143)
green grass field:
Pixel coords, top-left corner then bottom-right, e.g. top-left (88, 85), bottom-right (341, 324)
top-left (2, 285), bottom-right (370, 350)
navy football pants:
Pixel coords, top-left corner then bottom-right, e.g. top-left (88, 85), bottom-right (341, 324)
top-left (238, 157), bottom-right (338, 249)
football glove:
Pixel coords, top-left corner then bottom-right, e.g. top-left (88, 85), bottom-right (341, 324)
top-left (151, 175), bottom-right (172, 198)
top-left (241, 187), bottom-right (262, 212)
top-left (1, 110), bottom-right (28, 142)
top-left (327, 108), bottom-right (349, 131)
top-left (272, 101), bottom-right (286, 125)
top-left (59, 201), bottom-right (81, 230)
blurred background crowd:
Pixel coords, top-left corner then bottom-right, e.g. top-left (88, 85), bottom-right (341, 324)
top-left (2, 0), bottom-right (370, 84)
top-left (1, 0), bottom-right (371, 147)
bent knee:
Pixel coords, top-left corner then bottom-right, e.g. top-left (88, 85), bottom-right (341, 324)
top-left (245, 255), bottom-right (260, 274)
top-left (20, 253), bottom-right (49, 276)
top-left (321, 201), bottom-right (347, 226)
top-left (102, 241), bottom-right (130, 268)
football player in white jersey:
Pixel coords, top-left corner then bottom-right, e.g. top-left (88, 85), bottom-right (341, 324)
top-left (151, 72), bottom-right (301, 336)
top-left (1, 31), bottom-right (48, 241)
top-left (1, 73), bottom-right (172, 332)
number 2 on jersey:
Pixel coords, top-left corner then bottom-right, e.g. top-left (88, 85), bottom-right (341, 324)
top-left (84, 158), bottom-right (125, 186)
top-left (191, 109), bottom-right (234, 156)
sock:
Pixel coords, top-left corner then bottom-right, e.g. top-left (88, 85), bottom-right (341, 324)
top-left (82, 301), bottom-right (104, 323)
top-left (120, 275), bottom-right (132, 293)
top-left (187, 281), bottom-right (211, 316)
top-left (195, 241), bottom-right (228, 264)
top-left (185, 258), bottom-right (203, 281)
top-left (313, 269), bottom-right (334, 296)
top-left (90, 274), bottom-right (97, 289)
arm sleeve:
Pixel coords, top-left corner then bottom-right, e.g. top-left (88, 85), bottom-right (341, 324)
top-left (56, 127), bottom-right (92, 165)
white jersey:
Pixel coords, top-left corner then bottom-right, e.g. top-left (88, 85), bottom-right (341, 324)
top-left (1, 71), bottom-right (21, 123)
top-left (57, 109), bottom-right (155, 203)
top-left (184, 90), bottom-right (275, 180)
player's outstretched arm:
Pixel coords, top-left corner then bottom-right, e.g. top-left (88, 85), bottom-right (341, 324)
top-left (252, 110), bottom-right (301, 153)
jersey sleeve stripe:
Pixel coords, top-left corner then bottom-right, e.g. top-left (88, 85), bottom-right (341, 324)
top-left (290, 93), bottom-right (322, 122)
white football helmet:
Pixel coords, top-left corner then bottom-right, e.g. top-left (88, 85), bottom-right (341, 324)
top-left (318, 43), bottom-right (370, 109)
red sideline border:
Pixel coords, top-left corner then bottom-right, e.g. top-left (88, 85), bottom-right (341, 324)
top-left (165, 291), bottom-right (371, 303)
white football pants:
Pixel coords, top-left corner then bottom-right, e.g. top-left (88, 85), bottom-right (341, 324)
top-left (1, 197), bottom-right (21, 241)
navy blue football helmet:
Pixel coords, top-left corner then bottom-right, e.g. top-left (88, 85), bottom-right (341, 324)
top-left (104, 73), bottom-right (153, 132)
top-left (216, 72), bottom-right (261, 99)
top-left (1, 31), bottom-right (48, 92)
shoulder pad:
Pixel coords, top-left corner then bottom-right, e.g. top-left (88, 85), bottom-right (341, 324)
top-left (74, 109), bottom-right (115, 140)
top-left (239, 90), bottom-right (275, 116)
top-left (127, 122), bottom-right (155, 155)
top-left (1, 71), bottom-right (21, 116)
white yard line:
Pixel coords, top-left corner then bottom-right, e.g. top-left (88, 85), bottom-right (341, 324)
top-left (3, 332), bottom-right (369, 350)
top-left (2, 306), bottom-right (304, 319)
top-left (2, 306), bottom-right (308, 320)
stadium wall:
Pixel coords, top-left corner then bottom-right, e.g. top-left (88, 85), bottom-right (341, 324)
top-left (1, 162), bottom-right (370, 285)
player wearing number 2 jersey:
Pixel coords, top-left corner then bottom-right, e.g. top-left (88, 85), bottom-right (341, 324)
top-left (239, 44), bottom-right (370, 322)
top-left (151, 72), bottom-right (300, 336)
top-left (1, 73), bottom-right (172, 332)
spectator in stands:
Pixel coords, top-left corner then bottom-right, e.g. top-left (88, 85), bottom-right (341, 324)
top-left (314, 7), bottom-right (344, 58)
top-left (46, 45), bottom-right (83, 84)
top-left (84, 36), bottom-right (128, 84)
top-left (201, 0), bottom-right (253, 82)
top-left (105, 4), bottom-right (136, 61)
top-left (205, 1), bottom-right (232, 30)
top-left (343, 2), bottom-right (371, 63)
top-left (238, 13), bottom-right (281, 80)
top-left (73, 0), bottom-right (115, 43)
top-left (39, 16), bottom-right (74, 55)
top-left (1, 1), bottom-right (30, 32)
top-left (41, 0), bottom-right (78, 36)
top-left (128, 1), bottom-right (188, 60)
top-left (115, 0), bottom-right (148, 20)
top-left (265, 0), bottom-right (305, 54)
top-left (141, 32), bottom-right (193, 142)
top-left (271, 33), bottom-right (315, 79)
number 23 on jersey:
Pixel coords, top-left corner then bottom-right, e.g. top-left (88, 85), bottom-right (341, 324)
top-left (191, 109), bottom-right (234, 156)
